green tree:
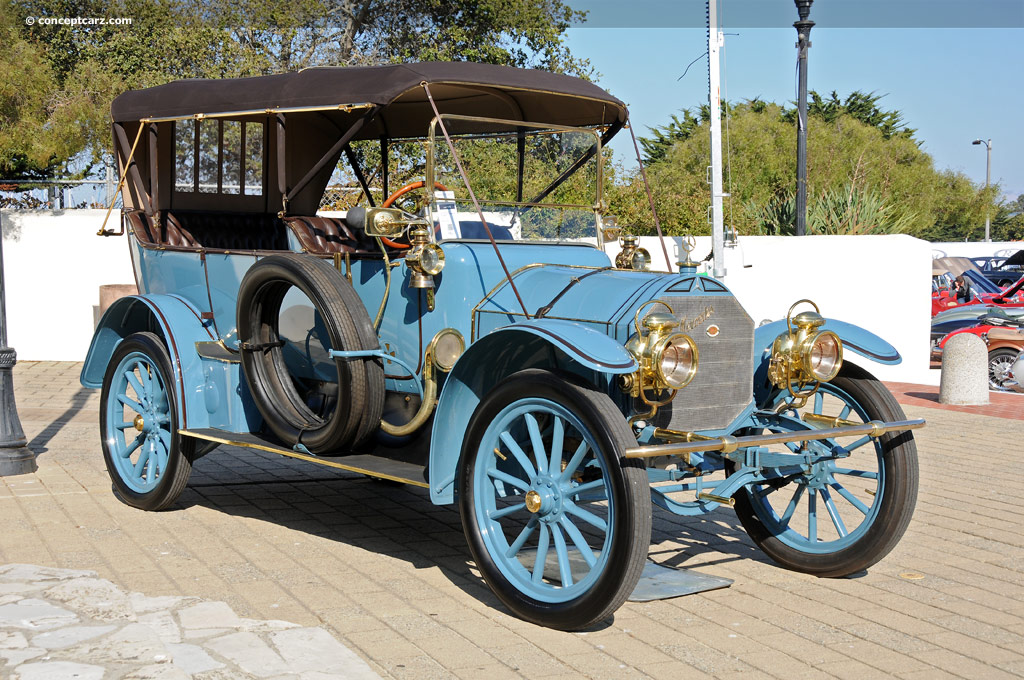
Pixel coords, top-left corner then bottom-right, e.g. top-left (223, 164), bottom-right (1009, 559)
top-left (625, 97), bottom-right (995, 240)
top-left (4, 0), bottom-right (590, 178)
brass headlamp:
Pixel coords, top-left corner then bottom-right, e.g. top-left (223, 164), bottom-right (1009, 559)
top-left (622, 301), bottom-right (698, 405)
top-left (405, 227), bottom-right (445, 289)
top-left (615, 234), bottom-right (651, 271)
top-left (767, 299), bottom-right (843, 398)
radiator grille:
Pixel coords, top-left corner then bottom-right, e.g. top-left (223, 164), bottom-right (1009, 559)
top-left (652, 295), bottom-right (754, 432)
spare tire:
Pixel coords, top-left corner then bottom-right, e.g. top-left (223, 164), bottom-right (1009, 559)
top-left (237, 254), bottom-right (384, 454)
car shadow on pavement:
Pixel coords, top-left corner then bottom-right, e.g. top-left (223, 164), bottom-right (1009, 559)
top-left (170, 446), bottom-right (769, 618)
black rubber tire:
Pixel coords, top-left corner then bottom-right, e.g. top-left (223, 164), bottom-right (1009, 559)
top-left (237, 254), bottom-right (384, 454)
top-left (734, 363), bottom-right (918, 577)
top-left (459, 369), bottom-right (651, 630)
top-left (100, 332), bottom-right (196, 511)
top-left (988, 348), bottom-right (1019, 390)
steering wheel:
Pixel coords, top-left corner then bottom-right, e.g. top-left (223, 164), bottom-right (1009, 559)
top-left (379, 181), bottom-right (449, 249)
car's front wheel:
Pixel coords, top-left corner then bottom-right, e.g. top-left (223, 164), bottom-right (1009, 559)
top-left (460, 369), bottom-right (651, 630)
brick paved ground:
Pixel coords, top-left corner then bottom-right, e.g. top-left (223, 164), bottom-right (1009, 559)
top-left (2, 361), bottom-right (1022, 679)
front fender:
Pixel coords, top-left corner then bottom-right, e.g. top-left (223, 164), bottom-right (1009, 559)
top-left (752, 317), bottom-right (901, 404)
top-left (81, 294), bottom-right (217, 429)
top-left (427, 319), bottom-right (636, 505)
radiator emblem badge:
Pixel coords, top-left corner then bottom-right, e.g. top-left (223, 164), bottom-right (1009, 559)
top-left (706, 324), bottom-right (720, 338)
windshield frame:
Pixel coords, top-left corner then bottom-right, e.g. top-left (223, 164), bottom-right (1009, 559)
top-left (425, 114), bottom-right (606, 245)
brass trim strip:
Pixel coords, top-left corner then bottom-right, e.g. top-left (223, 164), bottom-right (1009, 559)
top-left (138, 103), bottom-right (374, 124)
top-left (179, 429), bottom-right (430, 488)
top-left (625, 418), bottom-right (926, 459)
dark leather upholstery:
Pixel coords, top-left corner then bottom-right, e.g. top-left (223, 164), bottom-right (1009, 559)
top-left (129, 210), bottom-right (376, 254)
top-left (284, 215), bottom-right (376, 254)
top-left (126, 211), bottom-right (199, 248)
top-left (169, 211), bottom-right (287, 251)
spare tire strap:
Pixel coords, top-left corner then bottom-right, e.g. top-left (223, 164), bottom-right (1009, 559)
top-left (328, 348), bottom-right (424, 400)
top-left (240, 339), bottom-right (286, 353)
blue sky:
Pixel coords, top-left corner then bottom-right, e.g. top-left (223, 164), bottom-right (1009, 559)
top-left (563, 4), bottom-right (1024, 200)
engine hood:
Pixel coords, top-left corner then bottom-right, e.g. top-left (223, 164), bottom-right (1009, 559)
top-left (473, 264), bottom-right (739, 341)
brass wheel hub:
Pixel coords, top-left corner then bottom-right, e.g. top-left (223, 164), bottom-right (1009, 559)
top-left (133, 414), bottom-right (145, 431)
top-left (525, 490), bottom-right (542, 514)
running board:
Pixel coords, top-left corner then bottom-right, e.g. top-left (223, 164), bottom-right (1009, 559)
top-left (179, 428), bottom-right (429, 488)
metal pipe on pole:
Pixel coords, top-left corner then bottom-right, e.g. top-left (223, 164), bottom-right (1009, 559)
top-left (0, 211), bottom-right (36, 476)
top-left (972, 138), bottom-right (992, 242)
top-left (794, 0), bottom-right (814, 237)
top-left (708, 0), bottom-right (727, 278)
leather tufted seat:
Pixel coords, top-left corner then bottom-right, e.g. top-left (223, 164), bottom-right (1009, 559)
top-left (283, 215), bottom-right (376, 254)
top-left (126, 211), bottom-right (200, 248)
top-left (168, 211), bottom-right (288, 251)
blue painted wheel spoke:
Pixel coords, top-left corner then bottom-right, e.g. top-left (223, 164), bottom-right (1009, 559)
top-left (821, 488), bottom-right (848, 537)
top-left (844, 435), bottom-right (873, 452)
top-left (571, 479), bottom-right (606, 496)
top-left (753, 484), bottom-right (776, 500)
top-left (779, 484), bottom-right (805, 526)
top-left (524, 413), bottom-right (547, 475)
top-left (121, 434), bottom-right (144, 459)
top-left (137, 362), bottom-right (153, 393)
top-left (124, 371), bottom-right (148, 407)
top-left (115, 421), bottom-right (135, 430)
top-left (548, 416), bottom-right (565, 478)
top-left (154, 438), bottom-right (169, 477)
top-left (807, 489), bottom-right (818, 542)
top-left (132, 443), bottom-right (151, 476)
top-left (563, 500), bottom-right (608, 531)
top-left (146, 442), bottom-right (157, 484)
top-left (499, 431), bottom-right (537, 479)
top-left (550, 523), bottom-right (574, 587)
top-left (559, 440), bottom-right (590, 483)
top-left (830, 481), bottom-right (871, 515)
top-left (154, 413), bottom-right (170, 425)
top-left (487, 467), bottom-right (530, 494)
top-left (839, 404), bottom-right (852, 419)
top-left (813, 391), bottom-right (823, 414)
top-left (532, 523), bottom-right (550, 583)
top-left (117, 393), bottom-right (145, 414)
top-left (832, 467), bottom-right (878, 480)
top-left (158, 428), bottom-right (171, 452)
top-left (558, 515), bottom-right (597, 568)
top-left (505, 516), bottom-right (537, 558)
top-left (489, 502), bottom-right (526, 520)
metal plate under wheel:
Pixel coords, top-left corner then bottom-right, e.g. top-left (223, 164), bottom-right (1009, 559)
top-left (517, 549), bottom-right (733, 601)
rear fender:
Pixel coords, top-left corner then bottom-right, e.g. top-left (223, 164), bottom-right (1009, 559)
top-left (753, 318), bottom-right (901, 404)
top-left (427, 319), bottom-right (636, 505)
top-left (81, 294), bottom-right (217, 429)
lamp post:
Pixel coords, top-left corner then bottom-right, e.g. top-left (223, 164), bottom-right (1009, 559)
top-left (972, 138), bottom-right (992, 242)
top-left (0, 212), bottom-right (35, 476)
top-left (793, 0), bottom-right (814, 236)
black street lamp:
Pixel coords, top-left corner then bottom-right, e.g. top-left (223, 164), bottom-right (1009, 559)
top-left (794, 0), bottom-right (814, 236)
top-left (0, 212), bottom-right (36, 476)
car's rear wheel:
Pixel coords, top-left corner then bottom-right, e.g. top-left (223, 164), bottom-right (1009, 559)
top-left (988, 348), bottom-right (1019, 391)
top-left (100, 332), bottom-right (195, 511)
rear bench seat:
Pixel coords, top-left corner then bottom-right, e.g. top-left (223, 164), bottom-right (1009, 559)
top-left (126, 211), bottom-right (376, 254)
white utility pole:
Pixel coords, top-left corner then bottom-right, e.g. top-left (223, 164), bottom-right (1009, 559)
top-left (708, 0), bottom-right (726, 278)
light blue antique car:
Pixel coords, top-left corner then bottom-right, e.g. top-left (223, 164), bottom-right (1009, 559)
top-left (83, 62), bottom-right (923, 630)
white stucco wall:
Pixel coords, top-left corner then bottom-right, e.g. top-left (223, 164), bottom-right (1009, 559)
top-left (1, 210), bottom-right (136, 362)
top-left (1, 210), bottom-right (936, 385)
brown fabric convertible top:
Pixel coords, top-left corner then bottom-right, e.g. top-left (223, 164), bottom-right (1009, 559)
top-left (111, 61), bottom-right (628, 136)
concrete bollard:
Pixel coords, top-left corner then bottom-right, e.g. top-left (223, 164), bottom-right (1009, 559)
top-left (98, 283), bottom-right (138, 319)
top-left (939, 333), bottom-right (990, 405)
